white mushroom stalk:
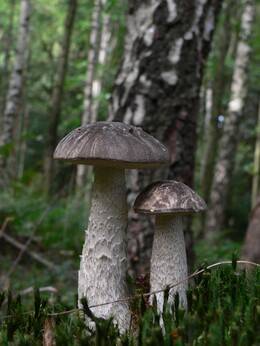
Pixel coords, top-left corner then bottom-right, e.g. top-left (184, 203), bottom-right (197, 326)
top-left (150, 214), bottom-right (187, 313)
top-left (78, 167), bottom-right (130, 332)
top-left (53, 122), bottom-right (169, 333)
top-left (133, 180), bottom-right (207, 317)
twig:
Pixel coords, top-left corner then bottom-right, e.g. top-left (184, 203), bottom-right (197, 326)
top-left (0, 260), bottom-right (259, 321)
top-left (1, 232), bottom-right (57, 271)
top-left (0, 217), bottom-right (13, 238)
top-left (6, 205), bottom-right (56, 280)
top-left (47, 260), bottom-right (260, 316)
top-left (19, 286), bottom-right (58, 296)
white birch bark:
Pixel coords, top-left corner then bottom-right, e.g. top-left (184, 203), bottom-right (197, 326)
top-left (205, 0), bottom-right (255, 238)
top-left (76, 0), bottom-right (102, 189)
top-left (91, 7), bottom-right (111, 122)
top-left (0, 0), bottom-right (31, 181)
top-left (107, 0), bottom-right (222, 276)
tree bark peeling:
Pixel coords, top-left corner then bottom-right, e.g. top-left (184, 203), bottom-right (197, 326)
top-left (109, 0), bottom-right (222, 277)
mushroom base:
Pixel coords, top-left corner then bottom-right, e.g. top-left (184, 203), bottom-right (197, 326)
top-left (149, 215), bottom-right (188, 313)
top-left (78, 167), bottom-right (130, 332)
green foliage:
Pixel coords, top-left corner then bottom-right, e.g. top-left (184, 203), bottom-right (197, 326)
top-left (0, 265), bottom-right (259, 345)
top-left (0, 182), bottom-right (86, 252)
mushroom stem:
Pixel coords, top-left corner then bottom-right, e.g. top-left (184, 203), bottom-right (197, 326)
top-left (78, 166), bottom-right (130, 332)
top-left (150, 214), bottom-right (188, 313)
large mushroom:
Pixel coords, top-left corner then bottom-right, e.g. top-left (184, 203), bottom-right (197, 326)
top-left (54, 122), bottom-right (169, 331)
top-left (133, 180), bottom-right (206, 314)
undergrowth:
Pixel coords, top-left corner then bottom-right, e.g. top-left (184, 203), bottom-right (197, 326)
top-left (0, 264), bottom-right (259, 345)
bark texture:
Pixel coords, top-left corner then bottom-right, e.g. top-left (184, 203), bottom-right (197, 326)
top-left (251, 102), bottom-right (260, 208)
top-left (0, 0), bottom-right (31, 184)
top-left (76, 0), bottom-right (102, 189)
top-left (242, 197), bottom-right (260, 263)
top-left (44, 0), bottom-right (77, 194)
top-left (109, 0), bottom-right (222, 277)
top-left (200, 0), bottom-right (235, 203)
top-left (150, 215), bottom-right (187, 313)
top-left (78, 167), bottom-right (130, 332)
top-left (0, 0), bottom-right (16, 121)
top-left (205, 0), bottom-right (255, 239)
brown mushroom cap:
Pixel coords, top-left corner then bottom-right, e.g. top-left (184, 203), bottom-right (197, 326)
top-left (54, 122), bottom-right (169, 168)
top-left (134, 180), bottom-right (207, 214)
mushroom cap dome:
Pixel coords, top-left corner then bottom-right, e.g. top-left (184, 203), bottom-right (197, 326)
top-left (54, 122), bottom-right (169, 168)
top-left (134, 180), bottom-right (207, 214)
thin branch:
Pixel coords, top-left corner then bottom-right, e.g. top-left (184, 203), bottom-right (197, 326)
top-left (19, 286), bottom-right (58, 296)
top-left (0, 260), bottom-right (259, 320)
top-left (47, 260), bottom-right (260, 316)
top-left (1, 232), bottom-right (57, 270)
top-left (0, 217), bottom-right (14, 238)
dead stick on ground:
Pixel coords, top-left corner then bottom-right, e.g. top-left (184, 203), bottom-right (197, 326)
top-left (6, 205), bottom-right (55, 279)
top-left (0, 217), bottom-right (14, 238)
top-left (1, 232), bottom-right (57, 271)
top-left (19, 286), bottom-right (58, 296)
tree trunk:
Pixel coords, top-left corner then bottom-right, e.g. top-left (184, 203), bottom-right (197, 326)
top-left (109, 0), bottom-right (223, 277)
top-left (0, 0), bottom-right (31, 185)
top-left (91, 5), bottom-right (112, 122)
top-left (44, 0), bottom-right (77, 195)
top-left (251, 102), bottom-right (260, 209)
top-left (204, 0), bottom-right (255, 240)
top-left (200, 0), bottom-right (235, 203)
top-left (76, 0), bottom-right (102, 190)
top-left (242, 196), bottom-right (260, 263)
top-left (0, 0), bottom-right (16, 122)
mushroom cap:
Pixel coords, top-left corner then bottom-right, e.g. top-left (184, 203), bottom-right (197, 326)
top-left (54, 122), bottom-right (169, 168)
top-left (134, 180), bottom-right (207, 214)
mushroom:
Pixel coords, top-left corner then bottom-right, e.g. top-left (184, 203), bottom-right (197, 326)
top-left (54, 122), bottom-right (169, 332)
top-left (133, 180), bottom-right (207, 314)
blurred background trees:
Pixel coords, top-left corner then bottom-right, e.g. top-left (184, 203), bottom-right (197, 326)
top-left (0, 0), bottom-right (259, 295)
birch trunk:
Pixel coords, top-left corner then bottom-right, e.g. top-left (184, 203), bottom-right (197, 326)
top-left (109, 0), bottom-right (223, 277)
top-left (200, 0), bottom-right (235, 203)
top-left (0, 0), bottom-right (16, 121)
top-left (205, 0), bottom-right (255, 239)
top-left (0, 0), bottom-right (31, 185)
top-left (76, 0), bottom-right (102, 190)
top-left (91, 8), bottom-right (111, 122)
top-left (44, 0), bottom-right (77, 194)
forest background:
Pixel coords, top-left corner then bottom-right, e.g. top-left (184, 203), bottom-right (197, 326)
top-left (0, 0), bottom-right (259, 305)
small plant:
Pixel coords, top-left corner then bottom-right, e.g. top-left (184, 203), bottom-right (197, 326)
top-left (0, 263), bottom-right (259, 345)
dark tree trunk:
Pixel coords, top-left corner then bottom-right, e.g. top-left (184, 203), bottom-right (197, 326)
top-left (44, 0), bottom-right (77, 195)
top-left (109, 0), bottom-right (223, 278)
top-left (242, 197), bottom-right (260, 263)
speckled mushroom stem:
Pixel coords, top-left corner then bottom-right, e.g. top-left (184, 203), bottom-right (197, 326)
top-left (78, 166), bottom-right (130, 332)
top-left (150, 214), bottom-right (188, 313)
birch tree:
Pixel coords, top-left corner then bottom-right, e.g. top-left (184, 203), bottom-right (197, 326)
top-left (44, 0), bottom-right (77, 194)
top-left (0, 0), bottom-right (16, 120)
top-left (109, 0), bottom-right (223, 276)
top-left (205, 0), bottom-right (255, 239)
top-left (76, 0), bottom-right (102, 189)
top-left (76, 0), bottom-right (113, 189)
top-left (200, 0), bottom-right (236, 203)
top-left (0, 0), bottom-right (31, 185)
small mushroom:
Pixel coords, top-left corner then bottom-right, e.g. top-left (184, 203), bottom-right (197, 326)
top-left (133, 180), bottom-right (206, 314)
top-left (54, 122), bottom-right (169, 332)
